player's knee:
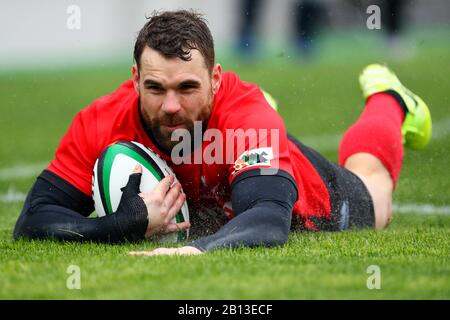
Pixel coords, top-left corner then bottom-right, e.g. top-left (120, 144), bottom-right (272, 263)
top-left (374, 200), bottom-right (393, 229)
top-left (352, 169), bottom-right (393, 230)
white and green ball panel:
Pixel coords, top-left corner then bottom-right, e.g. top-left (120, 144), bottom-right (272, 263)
top-left (92, 140), bottom-right (189, 242)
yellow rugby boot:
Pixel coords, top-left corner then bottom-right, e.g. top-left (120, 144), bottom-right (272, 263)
top-left (359, 64), bottom-right (432, 150)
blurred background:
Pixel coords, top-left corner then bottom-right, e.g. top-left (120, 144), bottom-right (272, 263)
top-left (0, 0), bottom-right (449, 208)
top-left (0, 0), bottom-right (449, 69)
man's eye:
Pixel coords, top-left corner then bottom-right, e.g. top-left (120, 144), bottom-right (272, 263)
top-left (180, 85), bottom-right (197, 91)
top-left (147, 86), bottom-right (163, 92)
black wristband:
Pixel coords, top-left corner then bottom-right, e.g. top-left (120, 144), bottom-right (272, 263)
top-left (113, 173), bottom-right (149, 242)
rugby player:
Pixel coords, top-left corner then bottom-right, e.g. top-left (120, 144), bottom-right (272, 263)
top-left (13, 10), bottom-right (432, 256)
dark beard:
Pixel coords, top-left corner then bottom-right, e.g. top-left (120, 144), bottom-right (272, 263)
top-left (138, 103), bottom-right (209, 156)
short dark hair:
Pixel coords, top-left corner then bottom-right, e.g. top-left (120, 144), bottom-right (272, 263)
top-left (134, 10), bottom-right (215, 72)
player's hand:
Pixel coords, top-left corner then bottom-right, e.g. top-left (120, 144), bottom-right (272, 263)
top-left (131, 165), bottom-right (190, 238)
top-left (128, 246), bottom-right (203, 257)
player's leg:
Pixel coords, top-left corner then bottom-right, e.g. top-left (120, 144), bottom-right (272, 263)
top-left (339, 64), bottom-right (432, 229)
top-left (344, 153), bottom-right (394, 229)
top-left (340, 92), bottom-right (403, 229)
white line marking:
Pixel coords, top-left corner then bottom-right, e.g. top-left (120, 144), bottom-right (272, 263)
top-left (432, 117), bottom-right (450, 139)
top-left (392, 203), bottom-right (450, 215)
top-left (0, 162), bottom-right (48, 181)
top-left (0, 187), bottom-right (449, 215)
top-left (0, 187), bottom-right (26, 203)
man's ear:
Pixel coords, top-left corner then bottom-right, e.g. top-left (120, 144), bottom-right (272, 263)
top-left (211, 63), bottom-right (222, 95)
top-left (131, 64), bottom-right (140, 94)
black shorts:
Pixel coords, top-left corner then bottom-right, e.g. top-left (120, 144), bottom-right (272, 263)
top-left (288, 134), bottom-right (375, 231)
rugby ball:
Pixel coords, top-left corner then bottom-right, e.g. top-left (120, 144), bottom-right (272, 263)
top-left (92, 140), bottom-right (189, 242)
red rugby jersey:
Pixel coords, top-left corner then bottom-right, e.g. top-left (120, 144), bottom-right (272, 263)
top-left (48, 72), bottom-right (331, 229)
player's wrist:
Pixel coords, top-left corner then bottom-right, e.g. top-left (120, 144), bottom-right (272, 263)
top-left (113, 181), bottom-right (149, 241)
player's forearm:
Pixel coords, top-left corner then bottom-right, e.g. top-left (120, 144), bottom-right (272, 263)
top-left (189, 170), bottom-right (298, 252)
top-left (188, 202), bottom-right (292, 251)
top-left (15, 203), bottom-right (114, 242)
top-left (13, 175), bottom-right (148, 243)
top-left (13, 203), bottom-right (145, 243)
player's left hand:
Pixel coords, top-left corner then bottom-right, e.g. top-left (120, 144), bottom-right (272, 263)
top-left (128, 246), bottom-right (203, 257)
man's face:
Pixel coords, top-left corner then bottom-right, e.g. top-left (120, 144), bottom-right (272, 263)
top-left (132, 46), bottom-right (222, 154)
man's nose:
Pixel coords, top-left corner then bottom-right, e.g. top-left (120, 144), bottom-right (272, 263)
top-left (161, 91), bottom-right (181, 114)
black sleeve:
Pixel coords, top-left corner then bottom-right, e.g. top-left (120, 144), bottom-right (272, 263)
top-left (189, 169), bottom-right (298, 251)
top-left (13, 170), bottom-right (149, 243)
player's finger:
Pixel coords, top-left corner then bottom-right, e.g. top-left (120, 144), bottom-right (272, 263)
top-left (162, 182), bottom-right (181, 211)
top-left (129, 248), bottom-right (174, 256)
top-left (129, 250), bottom-right (160, 256)
top-left (151, 175), bottom-right (174, 199)
top-left (166, 192), bottom-right (186, 222)
top-left (121, 164), bottom-right (143, 195)
top-left (128, 251), bottom-right (150, 256)
top-left (132, 164), bottom-right (142, 174)
top-left (162, 221), bottom-right (191, 234)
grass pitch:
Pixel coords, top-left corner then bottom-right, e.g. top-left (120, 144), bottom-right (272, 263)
top-left (0, 33), bottom-right (449, 299)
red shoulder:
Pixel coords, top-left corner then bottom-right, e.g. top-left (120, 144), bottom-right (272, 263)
top-left (213, 72), bottom-right (283, 131)
top-left (70, 80), bottom-right (136, 126)
top-left (91, 80), bottom-right (136, 113)
top-left (47, 80), bottom-right (138, 195)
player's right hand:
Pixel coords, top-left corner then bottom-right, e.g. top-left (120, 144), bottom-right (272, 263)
top-left (131, 165), bottom-right (190, 238)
